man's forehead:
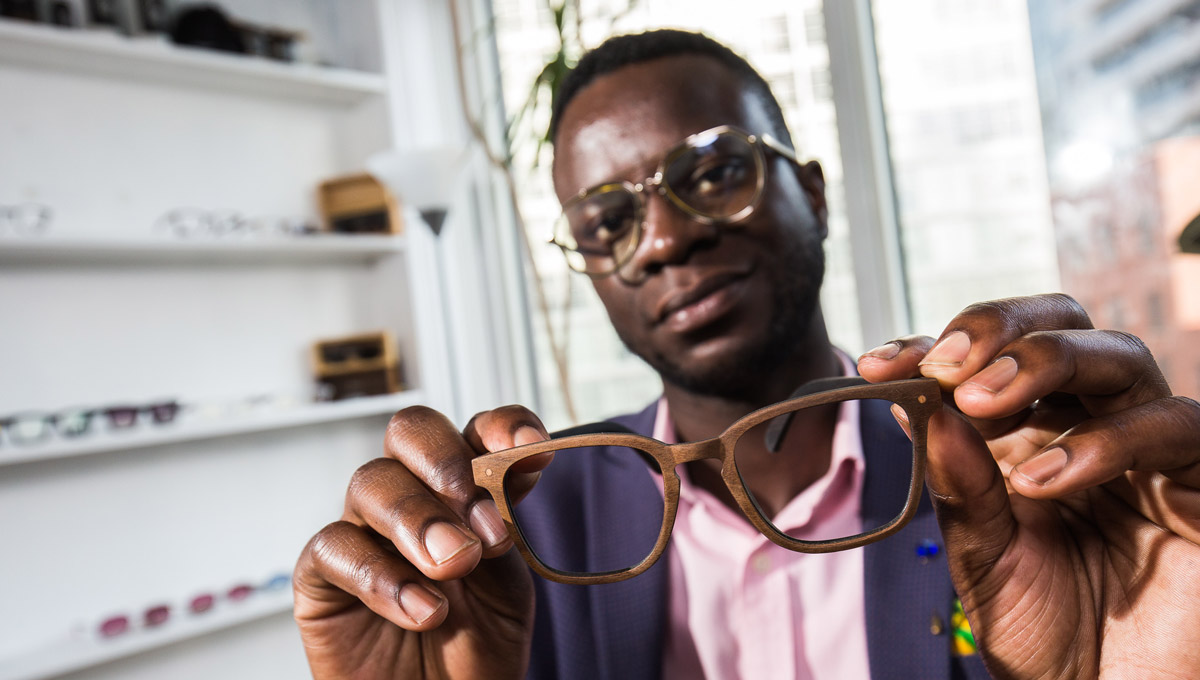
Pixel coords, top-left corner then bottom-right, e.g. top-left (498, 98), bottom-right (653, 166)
top-left (553, 56), bottom-right (763, 192)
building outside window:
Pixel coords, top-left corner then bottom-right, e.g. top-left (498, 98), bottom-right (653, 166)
top-left (488, 0), bottom-right (1199, 428)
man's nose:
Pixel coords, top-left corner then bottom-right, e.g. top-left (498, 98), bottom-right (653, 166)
top-left (619, 191), bottom-right (719, 282)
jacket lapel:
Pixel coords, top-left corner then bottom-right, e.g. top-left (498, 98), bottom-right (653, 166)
top-left (586, 404), bottom-right (668, 680)
top-left (860, 397), bottom-right (957, 680)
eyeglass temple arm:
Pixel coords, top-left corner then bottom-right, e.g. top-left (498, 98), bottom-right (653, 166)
top-left (760, 133), bottom-right (801, 166)
top-left (764, 376), bottom-right (870, 453)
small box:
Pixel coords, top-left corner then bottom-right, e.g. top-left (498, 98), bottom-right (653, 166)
top-left (317, 173), bottom-right (403, 235)
top-left (312, 331), bottom-right (403, 400)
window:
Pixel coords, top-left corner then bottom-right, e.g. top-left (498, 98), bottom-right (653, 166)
top-left (872, 0), bottom-right (1060, 336)
top-left (492, 0), bottom-right (858, 428)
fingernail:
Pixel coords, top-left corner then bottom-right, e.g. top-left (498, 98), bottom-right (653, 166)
top-left (469, 499), bottom-right (509, 549)
top-left (399, 583), bottom-right (444, 625)
top-left (919, 331), bottom-right (971, 368)
top-left (513, 425), bottom-right (545, 446)
top-left (1015, 447), bottom-right (1068, 486)
top-left (890, 403), bottom-right (912, 439)
top-left (963, 357), bottom-right (1018, 394)
top-left (862, 342), bottom-right (902, 360)
top-left (424, 522), bottom-right (478, 565)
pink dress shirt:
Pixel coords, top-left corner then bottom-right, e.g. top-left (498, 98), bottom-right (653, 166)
top-left (653, 358), bottom-right (871, 680)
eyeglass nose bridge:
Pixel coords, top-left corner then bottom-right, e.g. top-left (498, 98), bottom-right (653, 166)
top-left (666, 437), bottom-right (726, 467)
top-left (615, 174), bottom-right (724, 284)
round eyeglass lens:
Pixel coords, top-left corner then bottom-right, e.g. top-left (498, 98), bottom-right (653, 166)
top-left (507, 443), bottom-right (664, 576)
top-left (560, 186), bottom-right (640, 273)
top-left (732, 397), bottom-right (915, 542)
top-left (9, 414), bottom-right (53, 445)
top-left (56, 409), bottom-right (93, 437)
top-left (662, 131), bottom-right (762, 220)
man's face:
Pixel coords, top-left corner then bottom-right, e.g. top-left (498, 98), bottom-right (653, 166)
top-left (552, 55), bottom-right (829, 402)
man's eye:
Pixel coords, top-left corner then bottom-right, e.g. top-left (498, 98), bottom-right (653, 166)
top-left (687, 158), bottom-right (748, 195)
top-left (577, 213), bottom-right (632, 249)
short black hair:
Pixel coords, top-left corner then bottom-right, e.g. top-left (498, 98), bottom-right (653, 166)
top-left (549, 29), bottom-right (793, 148)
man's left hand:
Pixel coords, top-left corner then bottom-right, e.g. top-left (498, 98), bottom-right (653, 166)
top-left (858, 293), bottom-right (1200, 680)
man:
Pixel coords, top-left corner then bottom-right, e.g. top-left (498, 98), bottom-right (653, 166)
top-left (293, 30), bottom-right (1200, 679)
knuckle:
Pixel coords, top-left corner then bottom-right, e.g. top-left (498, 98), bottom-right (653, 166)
top-left (1164, 396), bottom-right (1200, 432)
top-left (471, 404), bottom-right (537, 431)
top-left (347, 458), bottom-right (394, 501)
top-left (385, 405), bottom-right (455, 452)
top-left (955, 294), bottom-right (1093, 336)
top-left (1104, 329), bottom-right (1152, 359)
top-left (306, 521), bottom-right (360, 571)
top-left (351, 550), bottom-right (395, 597)
top-left (1012, 330), bottom-right (1072, 356)
top-left (383, 488), bottom-right (441, 527)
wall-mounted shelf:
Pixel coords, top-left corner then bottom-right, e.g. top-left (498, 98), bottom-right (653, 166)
top-left (0, 19), bottom-right (387, 106)
top-left (0, 587), bottom-right (294, 680)
top-left (0, 234), bottom-right (406, 266)
top-left (1, 390), bottom-right (425, 467)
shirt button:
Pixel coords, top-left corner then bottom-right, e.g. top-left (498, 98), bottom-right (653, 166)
top-left (752, 553), bottom-right (772, 573)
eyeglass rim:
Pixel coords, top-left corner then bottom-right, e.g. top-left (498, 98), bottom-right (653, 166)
top-left (472, 376), bottom-right (939, 585)
top-left (549, 124), bottom-right (801, 278)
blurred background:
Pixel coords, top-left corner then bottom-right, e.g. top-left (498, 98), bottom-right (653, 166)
top-left (1, 0), bottom-right (1197, 678)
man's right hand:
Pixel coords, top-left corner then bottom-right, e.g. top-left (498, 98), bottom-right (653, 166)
top-left (293, 405), bottom-right (551, 679)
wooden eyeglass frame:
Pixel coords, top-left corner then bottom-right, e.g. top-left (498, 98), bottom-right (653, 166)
top-left (471, 377), bottom-right (941, 585)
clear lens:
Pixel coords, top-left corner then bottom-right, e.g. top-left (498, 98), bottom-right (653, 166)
top-left (560, 185), bottom-right (640, 273)
top-left (506, 444), bottom-right (664, 575)
top-left (663, 131), bottom-right (762, 219)
top-left (56, 409), bottom-right (94, 437)
top-left (9, 414), bottom-right (53, 445)
top-left (732, 398), bottom-right (914, 542)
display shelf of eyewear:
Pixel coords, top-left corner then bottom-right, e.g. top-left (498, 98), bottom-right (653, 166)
top-left (0, 389), bottom-right (425, 467)
top-left (0, 576), bottom-right (295, 680)
top-left (0, 18), bottom-right (386, 106)
top-left (0, 233), bottom-right (408, 266)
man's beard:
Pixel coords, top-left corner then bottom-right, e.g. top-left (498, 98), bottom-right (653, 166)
top-left (617, 240), bottom-right (826, 404)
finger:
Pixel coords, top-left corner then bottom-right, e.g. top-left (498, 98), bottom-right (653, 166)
top-left (463, 404), bottom-right (550, 453)
top-left (464, 405), bottom-right (555, 503)
top-left (924, 407), bottom-right (1017, 581)
top-left (864, 333), bottom-right (1027, 441)
top-left (857, 335), bottom-right (934, 382)
top-left (295, 520), bottom-right (449, 631)
top-left (1011, 396), bottom-right (1200, 495)
top-left (344, 458), bottom-right (491, 578)
top-left (384, 406), bottom-right (511, 557)
top-left (950, 329), bottom-right (1170, 421)
top-left (917, 293), bottom-right (1093, 390)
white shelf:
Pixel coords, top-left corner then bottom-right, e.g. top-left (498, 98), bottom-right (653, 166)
top-left (0, 588), bottom-right (295, 680)
top-left (0, 19), bottom-right (387, 106)
top-left (2, 390), bottom-right (425, 467)
top-left (0, 234), bottom-right (407, 265)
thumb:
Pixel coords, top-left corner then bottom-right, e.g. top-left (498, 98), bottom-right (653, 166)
top-left (924, 408), bottom-right (1016, 585)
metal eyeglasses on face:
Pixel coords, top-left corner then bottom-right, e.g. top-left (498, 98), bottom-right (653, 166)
top-left (550, 125), bottom-right (801, 283)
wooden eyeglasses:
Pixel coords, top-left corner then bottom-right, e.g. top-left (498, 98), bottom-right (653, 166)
top-left (472, 377), bottom-right (940, 585)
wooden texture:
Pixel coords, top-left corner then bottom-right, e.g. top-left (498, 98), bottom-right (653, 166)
top-left (472, 377), bottom-right (941, 585)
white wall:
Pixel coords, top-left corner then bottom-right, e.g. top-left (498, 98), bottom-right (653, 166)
top-left (0, 1), bottom-right (511, 677)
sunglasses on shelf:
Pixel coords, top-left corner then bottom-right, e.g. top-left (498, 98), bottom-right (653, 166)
top-left (96, 572), bottom-right (292, 639)
top-left (0, 400), bottom-right (182, 446)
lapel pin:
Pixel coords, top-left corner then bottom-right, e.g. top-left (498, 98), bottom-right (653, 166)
top-left (916, 539), bottom-right (941, 563)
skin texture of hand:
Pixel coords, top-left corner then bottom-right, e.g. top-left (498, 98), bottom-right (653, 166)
top-left (293, 405), bottom-right (550, 679)
top-left (858, 294), bottom-right (1200, 680)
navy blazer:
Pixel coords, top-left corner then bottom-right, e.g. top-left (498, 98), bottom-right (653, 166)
top-left (518, 399), bottom-right (992, 680)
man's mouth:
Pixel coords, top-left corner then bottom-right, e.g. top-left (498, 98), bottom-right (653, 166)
top-left (656, 271), bottom-right (750, 334)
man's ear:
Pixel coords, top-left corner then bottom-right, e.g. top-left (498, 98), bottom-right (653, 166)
top-left (796, 160), bottom-right (829, 238)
